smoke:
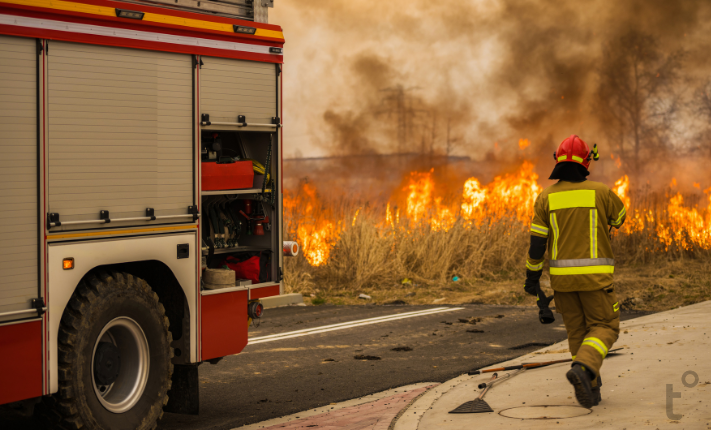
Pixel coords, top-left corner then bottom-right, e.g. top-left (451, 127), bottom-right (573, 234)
top-left (272, 0), bottom-right (711, 189)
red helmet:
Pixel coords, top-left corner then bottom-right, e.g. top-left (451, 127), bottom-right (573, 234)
top-left (553, 134), bottom-right (598, 169)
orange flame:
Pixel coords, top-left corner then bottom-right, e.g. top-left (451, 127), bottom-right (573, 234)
top-left (284, 181), bottom-right (339, 266)
top-left (612, 175), bottom-right (630, 209)
top-left (405, 169), bottom-right (435, 223)
top-left (612, 176), bottom-right (711, 251)
top-left (483, 161), bottom-right (541, 223)
top-left (610, 153), bottom-right (622, 169)
top-left (287, 166), bottom-right (711, 268)
top-left (656, 193), bottom-right (711, 251)
top-left (461, 178), bottom-right (486, 224)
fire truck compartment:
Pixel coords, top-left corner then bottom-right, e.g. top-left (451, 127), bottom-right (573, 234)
top-left (46, 41), bottom-right (194, 231)
top-left (200, 56), bottom-right (278, 129)
top-left (200, 289), bottom-right (248, 360)
top-left (0, 320), bottom-right (43, 404)
top-left (0, 35), bottom-right (40, 323)
top-left (200, 129), bottom-right (280, 287)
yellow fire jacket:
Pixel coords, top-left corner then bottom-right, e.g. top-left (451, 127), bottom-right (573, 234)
top-left (526, 180), bottom-right (627, 292)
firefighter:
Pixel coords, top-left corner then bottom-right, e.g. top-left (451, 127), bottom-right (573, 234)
top-left (523, 135), bottom-right (626, 408)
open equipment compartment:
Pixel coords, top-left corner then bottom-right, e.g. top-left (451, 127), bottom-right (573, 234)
top-left (200, 130), bottom-right (280, 289)
top-left (197, 53), bottom-right (283, 363)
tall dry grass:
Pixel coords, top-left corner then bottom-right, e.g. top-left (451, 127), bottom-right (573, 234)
top-left (611, 189), bottom-right (711, 264)
top-left (284, 200), bottom-right (528, 295)
top-left (283, 190), bottom-right (711, 302)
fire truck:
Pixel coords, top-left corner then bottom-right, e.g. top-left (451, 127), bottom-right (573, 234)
top-left (0, 0), bottom-right (288, 427)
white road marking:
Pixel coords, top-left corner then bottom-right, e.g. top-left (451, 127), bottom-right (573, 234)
top-left (248, 307), bottom-right (465, 345)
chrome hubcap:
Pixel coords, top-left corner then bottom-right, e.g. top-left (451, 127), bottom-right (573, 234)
top-left (91, 317), bottom-right (150, 413)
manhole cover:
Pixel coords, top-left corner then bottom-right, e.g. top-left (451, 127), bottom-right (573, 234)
top-left (499, 405), bottom-right (591, 419)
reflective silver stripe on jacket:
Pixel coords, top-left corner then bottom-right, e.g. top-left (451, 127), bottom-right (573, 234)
top-left (549, 258), bottom-right (615, 268)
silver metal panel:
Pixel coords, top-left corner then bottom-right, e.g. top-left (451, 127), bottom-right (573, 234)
top-left (254, 0), bottom-right (272, 23)
top-left (0, 35), bottom-right (38, 320)
top-left (200, 56), bottom-right (276, 125)
top-left (47, 42), bottom-right (194, 229)
top-left (125, 0), bottom-right (254, 20)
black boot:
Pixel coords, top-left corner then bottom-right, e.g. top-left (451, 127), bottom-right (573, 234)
top-left (591, 375), bottom-right (602, 406)
top-left (566, 363), bottom-right (595, 408)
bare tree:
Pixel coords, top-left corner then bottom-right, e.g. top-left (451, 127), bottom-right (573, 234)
top-left (444, 117), bottom-right (461, 163)
top-left (693, 79), bottom-right (711, 122)
top-left (595, 31), bottom-right (684, 179)
top-left (691, 79), bottom-right (711, 156)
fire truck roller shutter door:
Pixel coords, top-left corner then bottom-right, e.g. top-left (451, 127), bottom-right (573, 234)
top-left (200, 56), bottom-right (277, 126)
top-left (0, 35), bottom-right (43, 406)
top-left (46, 42), bottom-right (193, 230)
top-left (0, 35), bottom-right (39, 322)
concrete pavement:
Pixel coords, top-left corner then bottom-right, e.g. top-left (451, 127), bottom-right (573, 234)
top-left (396, 300), bottom-right (711, 430)
top-left (160, 304), bottom-right (572, 429)
top-left (238, 300), bottom-right (710, 429)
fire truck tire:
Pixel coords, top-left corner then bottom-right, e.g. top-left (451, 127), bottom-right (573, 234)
top-left (39, 271), bottom-right (174, 430)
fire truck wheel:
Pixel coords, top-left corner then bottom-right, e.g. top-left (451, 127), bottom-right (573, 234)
top-left (40, 271), bottom-right (174, 430)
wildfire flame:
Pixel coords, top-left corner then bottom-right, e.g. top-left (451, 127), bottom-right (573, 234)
top-left (656, 192), bottom-right (711, 251)
top-left (612, 176), bottom-right (711, 251)
top-left (461, 178), bottom-right (486, 223)
top-left (286, 158), bottom-right (711, 266)
top-left (405, 169), bottom-right (435, 224)
top-left (283, 181), bottom-right (339, 266)
top-left (612, 175), bottom-right (630, 209)
top-left (610, 153), bottom-right (622, 169)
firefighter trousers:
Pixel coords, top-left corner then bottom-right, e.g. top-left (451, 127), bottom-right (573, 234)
top-left (554, 286), bottom-right (621, 387)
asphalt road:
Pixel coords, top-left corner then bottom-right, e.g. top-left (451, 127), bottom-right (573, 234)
top-left (1, 304), bottom-right (647, 429)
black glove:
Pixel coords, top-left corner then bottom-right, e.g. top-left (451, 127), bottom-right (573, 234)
top-left (524, 279), bottom-right (539, 297)
top-left (523, 269), bottom-right (542, 296)
top-left (536, 287), bottom-right (556, 324)
top-left (524, 269), bottom-right (555, 324)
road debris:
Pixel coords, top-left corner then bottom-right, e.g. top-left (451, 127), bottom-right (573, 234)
top-left (354, 355), bottom-right (381, 360)
top-left (391, 346), bottom-right (413, 352)
top-left (508, 342), bottom-right (554, 350)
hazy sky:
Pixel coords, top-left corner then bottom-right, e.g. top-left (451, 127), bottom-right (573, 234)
top-left (271, 0), bottom-right (711, 160)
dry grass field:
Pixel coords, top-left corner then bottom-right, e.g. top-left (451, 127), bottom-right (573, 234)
top-left (282, 166), bottom-right (711, 313)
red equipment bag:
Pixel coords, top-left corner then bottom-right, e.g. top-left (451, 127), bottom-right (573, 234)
top-left (202, 160), bottom-right (254, 191)
top-left (223, 255), bottom-right (261, 284)
top-left (222, 251), bottom-right (272, 284)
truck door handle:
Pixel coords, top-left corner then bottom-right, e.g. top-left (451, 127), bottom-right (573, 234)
top-left (177, 244), bottom-right (190, 259)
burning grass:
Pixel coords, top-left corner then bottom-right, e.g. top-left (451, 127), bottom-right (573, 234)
top-left (283, 164), bottom-right (711, 312)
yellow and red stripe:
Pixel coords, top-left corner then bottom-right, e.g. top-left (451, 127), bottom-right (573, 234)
top-left (0, 0), bottom-right (284, 63)
top-left (1, 0), bottom-right (283, 40)
top-left (0, 0), bottom-right (284, 42)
